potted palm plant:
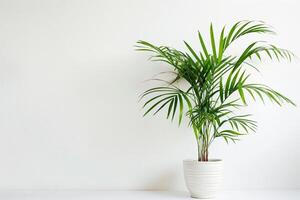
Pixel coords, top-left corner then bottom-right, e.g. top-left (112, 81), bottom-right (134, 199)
top-left (136, 21), bottom-right (295, 199)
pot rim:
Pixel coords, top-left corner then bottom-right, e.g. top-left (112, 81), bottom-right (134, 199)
top-left (183, 159), bottom-right (222, 163)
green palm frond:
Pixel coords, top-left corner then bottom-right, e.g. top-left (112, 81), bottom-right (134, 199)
top-left (136, 20), bottom-right (295, 161)
top-left (141, 86), bottom-right (193, 125)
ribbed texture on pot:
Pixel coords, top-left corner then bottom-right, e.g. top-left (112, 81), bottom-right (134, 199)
top-left (183, 159), bottom-right (223, 199)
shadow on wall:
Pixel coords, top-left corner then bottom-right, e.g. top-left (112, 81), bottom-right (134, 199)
top-left (144, 170), bottom-right (179, 190)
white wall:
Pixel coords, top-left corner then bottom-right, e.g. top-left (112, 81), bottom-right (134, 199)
top-left (0, 0), bottom-right (299, 190)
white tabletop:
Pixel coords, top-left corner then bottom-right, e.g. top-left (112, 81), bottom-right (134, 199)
top-left (0, 190), bottom-right (299, 200)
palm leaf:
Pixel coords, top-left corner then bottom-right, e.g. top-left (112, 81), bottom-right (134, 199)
top-left (137, 21), bottom-right (295, 161)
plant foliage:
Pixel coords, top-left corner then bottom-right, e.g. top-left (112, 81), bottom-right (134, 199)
top-left (136, 21), bottom-right (295, 161)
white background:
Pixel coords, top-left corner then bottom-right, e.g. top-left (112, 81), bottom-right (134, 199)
top-left (0, 0), bottom-right (299, 191)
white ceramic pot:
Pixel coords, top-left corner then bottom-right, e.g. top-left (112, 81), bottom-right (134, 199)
top-left (183, 159), bottom-right (223, 199)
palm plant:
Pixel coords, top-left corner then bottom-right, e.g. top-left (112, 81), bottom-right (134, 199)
top-left (136, 21), bottom-right (295, 161)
